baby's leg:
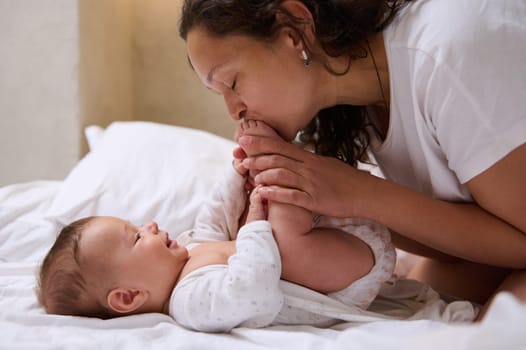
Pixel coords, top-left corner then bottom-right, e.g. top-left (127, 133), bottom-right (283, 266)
top-left (238, 120), bottom-right (312, 235)
top-left (278, 226), bottom-right (375, 293)
top-left (246, 186), bottom-right (374, 293)
top-left (240, 120), bottom-right (374, 293)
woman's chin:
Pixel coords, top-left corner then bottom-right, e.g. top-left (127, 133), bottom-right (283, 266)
top-left (279, 130), bottom-right (298, 143)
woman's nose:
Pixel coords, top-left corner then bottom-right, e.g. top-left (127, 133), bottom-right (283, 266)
top-left (142, 221), bottom-right (159, 234)
top-left (224, 92), bottom-right (246, 121)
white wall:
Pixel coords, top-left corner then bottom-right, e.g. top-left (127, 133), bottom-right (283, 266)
top-left (0, 0), bottom-right (80, 186)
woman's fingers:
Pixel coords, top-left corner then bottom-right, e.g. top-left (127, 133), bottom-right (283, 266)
top-left (252, 167), bottom-right (304, 190)
top-left (238, 135), bottom-right (310, 161)
top-left (259, 185), bottom-right (313, 212)
top-left (238, 133), bottom-right (374, 218)
top-left (250, 166), bottom-right (316, 211)
top-left (242, 153), bottom-right (301, 174)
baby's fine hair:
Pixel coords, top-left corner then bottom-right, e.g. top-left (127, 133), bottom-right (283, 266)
top-left (37, 216), bottom-right (114, 319)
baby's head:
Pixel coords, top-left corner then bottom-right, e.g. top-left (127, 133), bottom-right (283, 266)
top-left (37, 216), bottom-right (188, 318)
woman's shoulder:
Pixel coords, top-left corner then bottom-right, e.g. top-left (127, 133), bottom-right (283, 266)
top-left (385, 0), bottom-right (525, 61)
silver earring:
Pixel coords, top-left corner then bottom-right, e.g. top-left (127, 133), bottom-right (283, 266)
top-left (301, 50), bottom-right (311, 67)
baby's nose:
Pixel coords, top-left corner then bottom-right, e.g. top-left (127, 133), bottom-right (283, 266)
top-left (143, 221), bottom-right (159, 234)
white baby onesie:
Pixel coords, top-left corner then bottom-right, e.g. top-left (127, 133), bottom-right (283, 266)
top-left (170, 167), bottom-right (476, 332)
top-left (170, 220), bottom-right (284, 332)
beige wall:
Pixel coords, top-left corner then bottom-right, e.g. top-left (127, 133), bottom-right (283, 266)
top-left (79, 0), bottom-right (233, 154)
top-left (78, 0), bottom-right (135, 154)
top-left (0, 0), bottom-right (233, 186)
top-left (132, 0), bottom-right (231, 137)
top-left (78, 0), bottom-right (134, 135)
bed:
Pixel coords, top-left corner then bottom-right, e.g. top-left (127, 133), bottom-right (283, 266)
top-left (1, 121), bottom-right (525, 349)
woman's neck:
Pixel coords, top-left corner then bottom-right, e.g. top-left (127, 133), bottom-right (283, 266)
top-left (322, 33), bottom-right (390, 109)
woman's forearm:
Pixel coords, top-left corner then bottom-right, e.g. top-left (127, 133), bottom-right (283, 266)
top-left (362, 176), bottom-right (526, 268)
top-left (240, 135), bottom-right (526, 268)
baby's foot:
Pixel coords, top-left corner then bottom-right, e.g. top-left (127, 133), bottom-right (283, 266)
top-left (237, 120), bottom-right (282, 144)
top-left (236, 120), bottom-right (282, 190)
top-left (245, 185), bottom-right (267, 223)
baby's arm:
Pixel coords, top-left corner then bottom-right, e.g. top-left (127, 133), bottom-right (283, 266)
top-left (170, 220), bottom-right (284, 332)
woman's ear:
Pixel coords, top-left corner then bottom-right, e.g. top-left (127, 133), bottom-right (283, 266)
top-left (277, 0), bottom-right (316, 45)
top-left (107, 288), bottom-right (148, 314)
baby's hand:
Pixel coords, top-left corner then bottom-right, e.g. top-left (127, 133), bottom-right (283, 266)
top-left (245, 185), bottom-right (267, 223)
top-left (232, 157), bottom-right (255, 192)
top-left (232, 157), bottom-right (248, 176)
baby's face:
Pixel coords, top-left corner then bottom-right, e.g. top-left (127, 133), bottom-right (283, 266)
top-left (79, 216), bottom-right (188, 307)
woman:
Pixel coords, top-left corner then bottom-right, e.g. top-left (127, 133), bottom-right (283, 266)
top-left (179, 0), bottom-right (526, 316)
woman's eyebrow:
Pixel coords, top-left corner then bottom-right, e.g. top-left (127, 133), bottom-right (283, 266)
top-left (207, 64), bottom-right (225, 84)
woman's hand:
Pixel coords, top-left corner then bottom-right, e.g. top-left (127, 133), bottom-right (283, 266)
top-left (237, 134), bottom-right (378, 218)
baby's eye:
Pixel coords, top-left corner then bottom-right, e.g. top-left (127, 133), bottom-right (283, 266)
top-left (231, 79), bottom-right (237, 91)
top-left (134, 231), bottom-right (141, 243)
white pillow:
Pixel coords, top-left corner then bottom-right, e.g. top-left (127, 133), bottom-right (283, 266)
top-left (84, 124), bottom-right (105, 150)
top-left (46, 121), bottom-right (236, 236)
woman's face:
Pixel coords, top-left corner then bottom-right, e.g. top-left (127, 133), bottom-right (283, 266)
top-left (186, 26), bottom-right (321, 141)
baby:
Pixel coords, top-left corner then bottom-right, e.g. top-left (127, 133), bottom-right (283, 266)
top-left (37, 120), bottom-right (396, 332)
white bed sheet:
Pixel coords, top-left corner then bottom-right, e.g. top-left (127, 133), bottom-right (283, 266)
top-left (1, 122), bottom-right (525, 349)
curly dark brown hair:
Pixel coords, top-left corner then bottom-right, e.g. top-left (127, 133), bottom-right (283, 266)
top-left (179, 0), bottom-right (413, 166)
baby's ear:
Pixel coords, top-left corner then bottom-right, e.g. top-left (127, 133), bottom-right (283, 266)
top-left (107, 288), bottom-right (148, 314)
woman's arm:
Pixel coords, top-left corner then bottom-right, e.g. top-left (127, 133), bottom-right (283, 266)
top-left (239, 135), bottom-right (526, 269)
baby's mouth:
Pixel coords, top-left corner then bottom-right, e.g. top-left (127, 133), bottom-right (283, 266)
top-left (165, 234), bottom-right (179, 249)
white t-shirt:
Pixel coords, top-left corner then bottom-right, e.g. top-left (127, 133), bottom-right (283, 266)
top-left (372, 0), bottom-right (526, 201)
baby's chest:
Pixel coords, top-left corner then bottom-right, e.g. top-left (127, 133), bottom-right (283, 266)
top-left (181, 242), bottom-right (236, 278)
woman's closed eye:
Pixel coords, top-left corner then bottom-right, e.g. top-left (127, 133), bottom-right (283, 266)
top-left (231, 79), bottom-right (237, 91)
top-left (134, 231), bottom-right (141, 243)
